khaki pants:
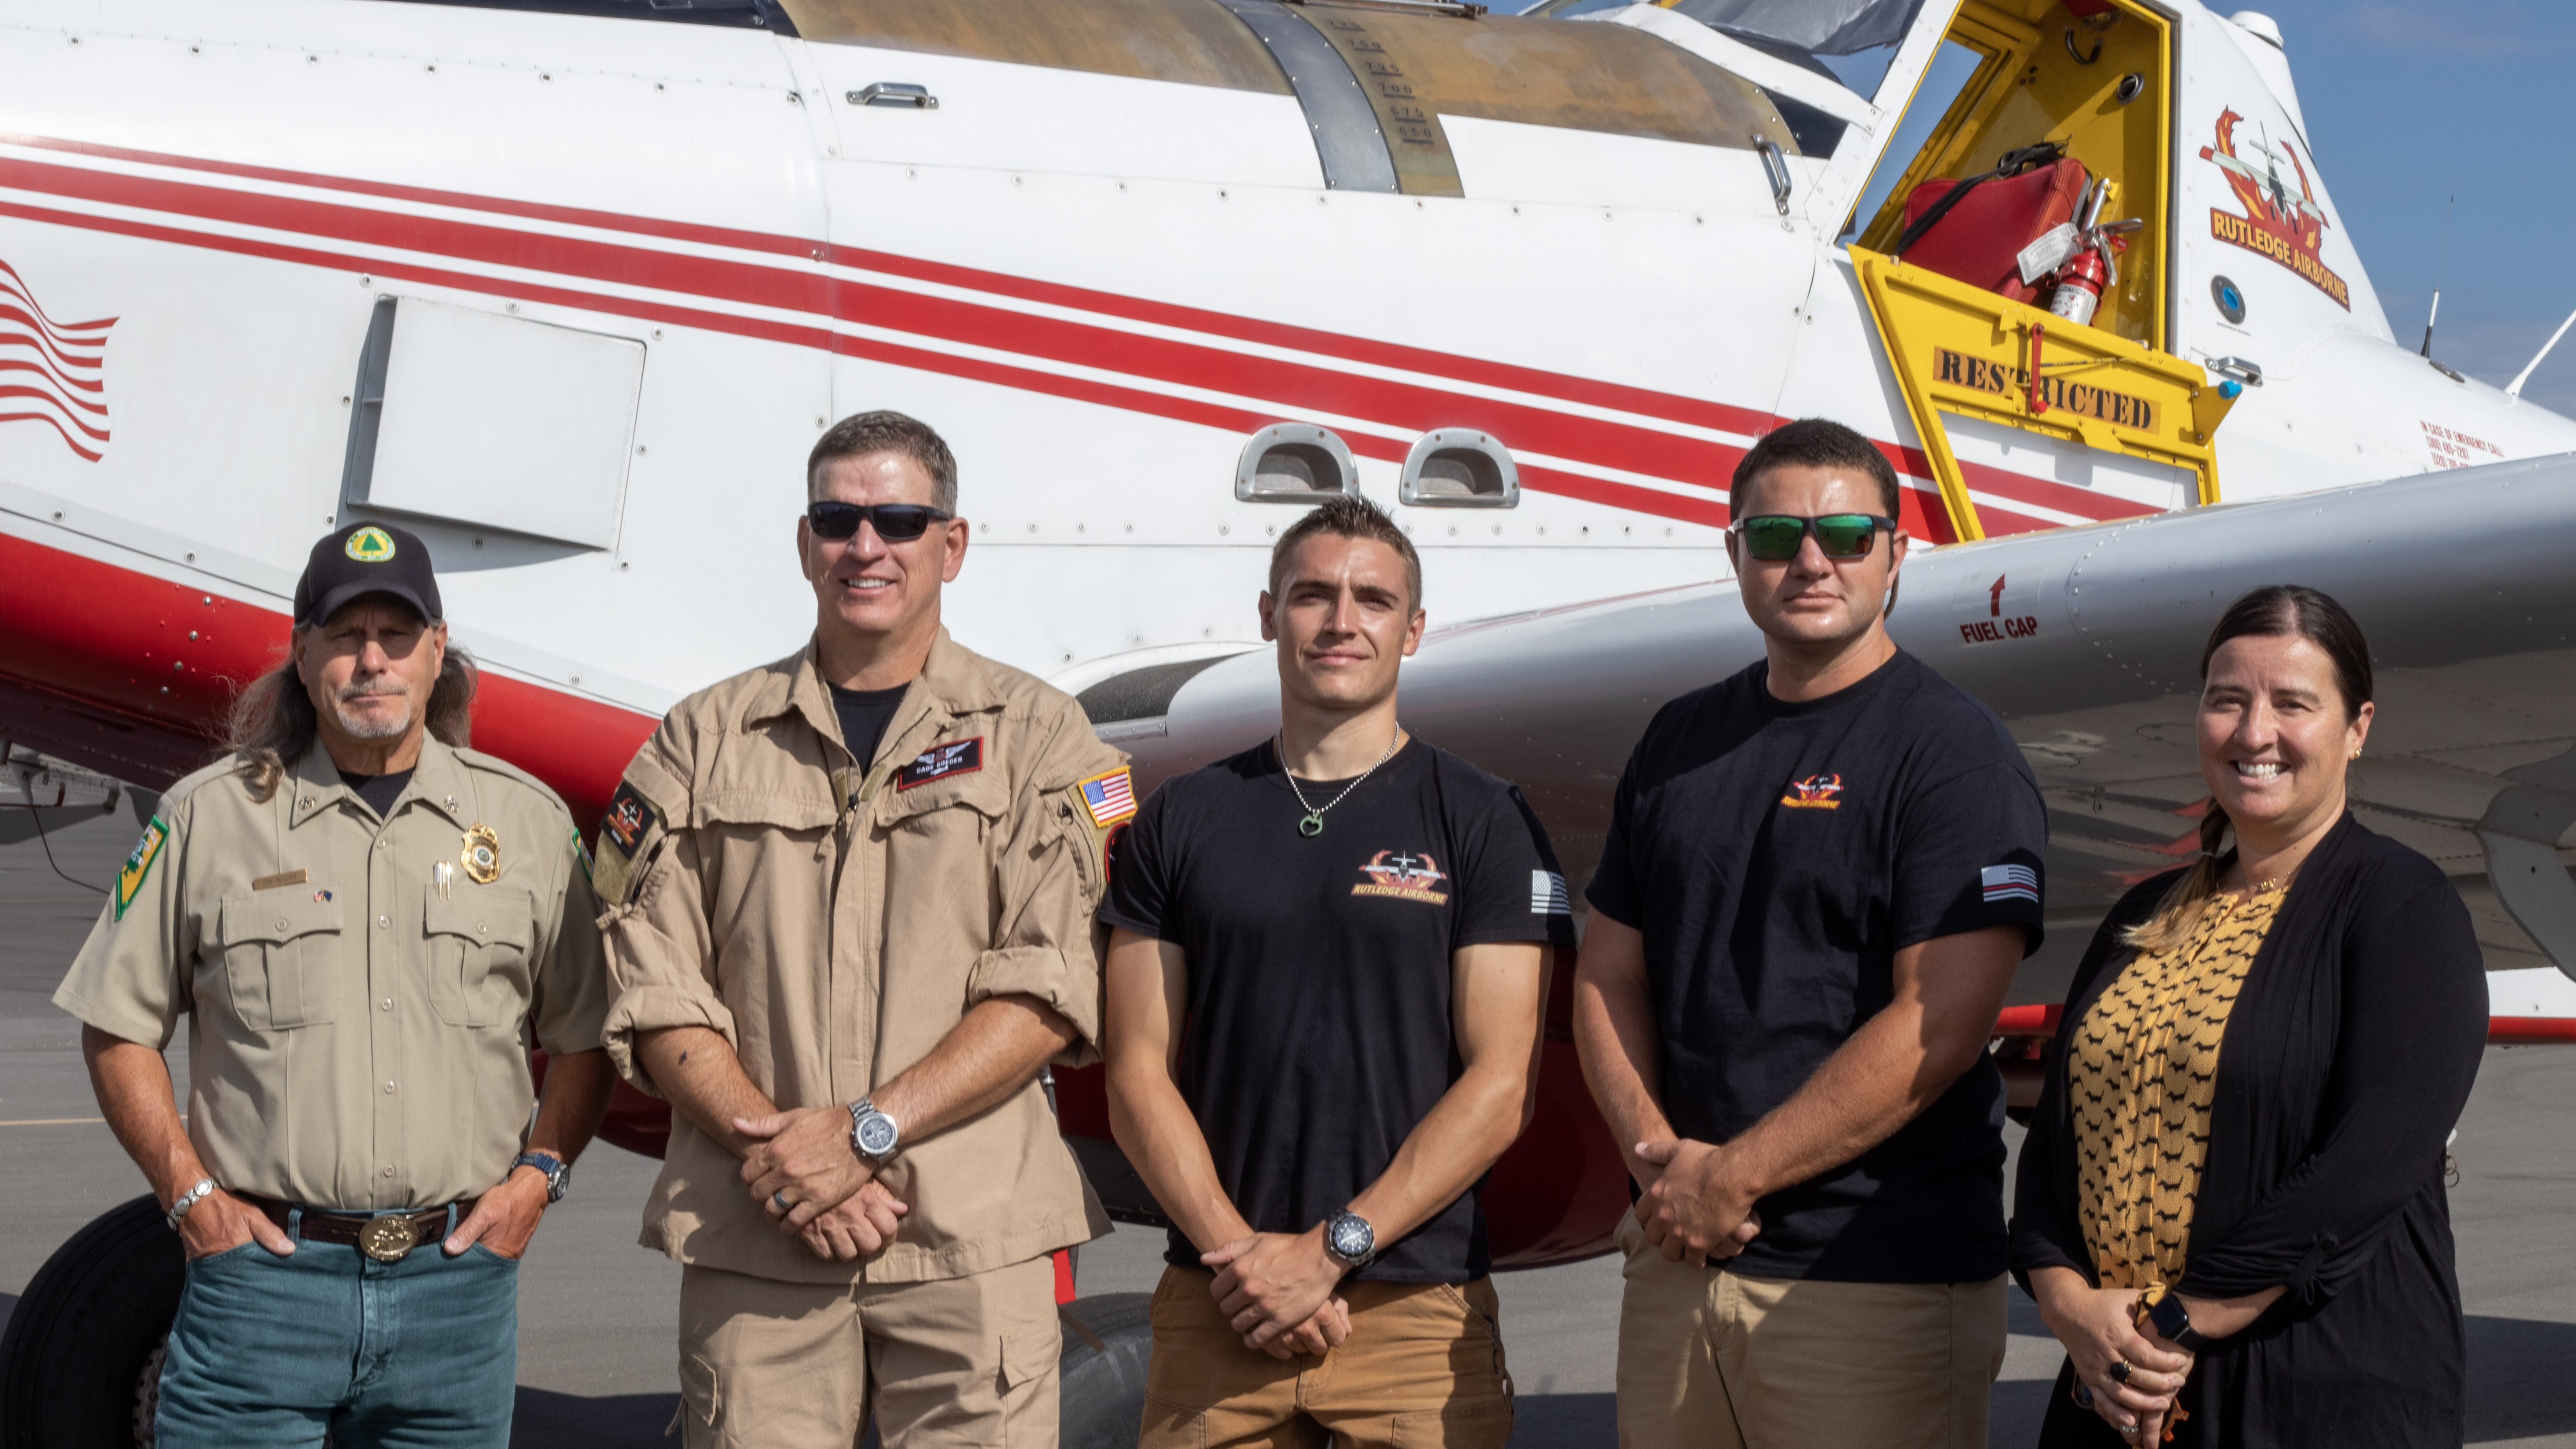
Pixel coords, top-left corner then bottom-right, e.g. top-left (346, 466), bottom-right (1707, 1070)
top-left (1613, 1217), bottom-right (2005, 1449)
top-left (1140, 1266), bottom-right (1514, 1449)
top-left (675, 1255), bottom-right (1059, 1449)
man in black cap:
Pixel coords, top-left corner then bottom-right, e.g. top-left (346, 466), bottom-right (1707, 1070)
top-left (55, 521), bottom-right (615, 1448)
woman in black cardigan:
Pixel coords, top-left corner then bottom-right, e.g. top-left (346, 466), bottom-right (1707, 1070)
top-left (2010, 585), bottom-right (2488, 1447)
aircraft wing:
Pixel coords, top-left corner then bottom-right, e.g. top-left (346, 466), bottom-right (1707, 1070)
top-left (1119, 453), bottom-right (2576, 1021)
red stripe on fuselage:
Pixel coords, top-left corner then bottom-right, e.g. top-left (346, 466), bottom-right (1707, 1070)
top-left (0, 532), bottom-right (652, 821)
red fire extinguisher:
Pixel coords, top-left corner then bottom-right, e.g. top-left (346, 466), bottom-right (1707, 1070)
top-left (2048, 243), bottom-right (2108, 327)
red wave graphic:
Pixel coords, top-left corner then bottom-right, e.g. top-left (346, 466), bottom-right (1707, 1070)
top-left (0, 257), bottom-right (112, 461)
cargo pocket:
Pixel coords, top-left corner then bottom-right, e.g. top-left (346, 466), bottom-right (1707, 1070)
top-left (425, 886), bottom-right (533, 1028)
top-left (217, 887), bottom-right (344, 1030)
top-left (1389, 1398), bottom-right (1514, 1448)
top-left (677, 1349), bottom-right (722, 1445)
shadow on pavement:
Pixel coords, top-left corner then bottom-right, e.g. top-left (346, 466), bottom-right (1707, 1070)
top-left (1510, 1391), bottom-right (1614, 1445)
top-left (510, 1388), bottom-right (678, 1447)
top-left (2468, 1315), bottom-right (2576, 1444)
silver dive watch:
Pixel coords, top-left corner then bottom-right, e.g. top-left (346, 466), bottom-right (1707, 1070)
top-left (512, 1150), bottom-right (571, 1204)
top-left (1322, 1209), bottom-right (1377, 1271)
top-left (849, 1098), bottom-right (902, 1166)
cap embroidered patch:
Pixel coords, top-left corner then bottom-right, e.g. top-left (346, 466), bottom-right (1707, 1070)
top-left (1531, 869), bottom-right (1571, 915)
top-left (343, 526), bottom-right (397, 562)
top-left (114, 816), bottom-right (168, 920)
top-left (1981, 863), bottom-right (2040, 904)
top-left (897, 737), bottom-right (984, 790)
top-left (1076, 767), bottom-right (1137, 828)
top-left (1780, 773), bottom-right (1844, 809)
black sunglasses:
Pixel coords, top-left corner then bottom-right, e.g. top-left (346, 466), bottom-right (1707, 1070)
top-left (806, 501), bottom-right (953, 542)
top-left (1729, 513), bottom-right (1897, 562)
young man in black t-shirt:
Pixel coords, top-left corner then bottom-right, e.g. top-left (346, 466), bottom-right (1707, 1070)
top-left (1104, 495), bottom-right (1573, 1449)
top-left (1574, 419), bottom-right (2047, 1449)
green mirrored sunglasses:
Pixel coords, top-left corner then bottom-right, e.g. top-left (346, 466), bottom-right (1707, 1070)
top-left (1730, 513), bottom-right (1896, 562)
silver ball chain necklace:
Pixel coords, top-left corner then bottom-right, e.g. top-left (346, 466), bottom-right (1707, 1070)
top-left (1276, 729), bottom-right (1401, 837)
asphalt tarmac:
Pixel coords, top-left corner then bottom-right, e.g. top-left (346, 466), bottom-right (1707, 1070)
top-left (4, 810), bottom-right (2571, 1446)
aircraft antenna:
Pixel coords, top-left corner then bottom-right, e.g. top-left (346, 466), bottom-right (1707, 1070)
top-left (2504, 304), bottom-right (2576, 404)
top-left (2420, 197), bottom-right (2454, 359)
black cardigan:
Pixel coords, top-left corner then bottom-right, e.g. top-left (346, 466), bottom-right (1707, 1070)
top-left (2008, 813), bottom-right (2488, 1448)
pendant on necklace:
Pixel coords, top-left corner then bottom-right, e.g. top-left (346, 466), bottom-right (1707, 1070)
top-left (1298, 812), bottom-right (1325, 838)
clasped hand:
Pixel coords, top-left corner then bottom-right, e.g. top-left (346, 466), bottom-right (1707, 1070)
top-left (2038, 1282), bottom-right (2193, 1443)
top-left (1204, 1230), bottom-right (1354, 1359)
top-left (737, 1107), bottom-right (907, 1259)
top-left (1632, 1139), bottom-right (1763, 1266)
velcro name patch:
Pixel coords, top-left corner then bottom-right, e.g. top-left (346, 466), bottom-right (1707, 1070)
top-left (897, 737), bottom-right (984, 791)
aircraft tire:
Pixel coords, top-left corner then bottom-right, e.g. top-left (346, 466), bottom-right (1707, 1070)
top-left (0, 1194), bottom-right (182, 1449)
top-left (1057, 1291), bottom-right (1154, 1449)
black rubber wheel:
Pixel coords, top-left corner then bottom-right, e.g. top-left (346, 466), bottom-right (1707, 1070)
top-left (0, 1195), bottom-right (184, 1449)
top-left (1057, 1292), bottom-right (1154, 1449)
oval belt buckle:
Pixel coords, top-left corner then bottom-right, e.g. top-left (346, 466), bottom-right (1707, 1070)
top-left (359, 1213), bottom-right (418, 1263)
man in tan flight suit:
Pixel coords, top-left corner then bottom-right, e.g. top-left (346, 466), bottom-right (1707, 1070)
top-left (595, 410), bottom-right (1131, 1448)
top-left (55, 521), bottom-right (615, 1448)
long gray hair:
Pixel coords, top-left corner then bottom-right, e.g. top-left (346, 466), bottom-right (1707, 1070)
top-left (226, 631), bottom-right (477, 801)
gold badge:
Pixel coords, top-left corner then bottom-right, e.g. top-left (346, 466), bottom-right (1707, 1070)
top-left (462, 825), bottom-right (501, 884)
top-left (358, 1213), bottom-right (418, 1263)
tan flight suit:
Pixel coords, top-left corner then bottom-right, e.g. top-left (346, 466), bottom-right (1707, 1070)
top-left (596, 630), bottom-right (1128, 1449)
top-left (53, 735), bottom-right (609, 1209)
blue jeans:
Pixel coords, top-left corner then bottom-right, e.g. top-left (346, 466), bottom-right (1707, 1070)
top-left (155, 1209), bottom-right (520, 1449)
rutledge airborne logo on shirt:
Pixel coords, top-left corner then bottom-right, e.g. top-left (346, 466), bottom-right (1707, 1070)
top-left (1780, 773), bottom-right (1845, 810)
top-left (1354, 851), bottom-right (1449, 905)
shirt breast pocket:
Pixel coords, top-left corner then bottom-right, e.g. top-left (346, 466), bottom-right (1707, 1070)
top-left (425, 886), bottom-right (535, 1029)
top-left (216, 889), bottom-right (344, 1031)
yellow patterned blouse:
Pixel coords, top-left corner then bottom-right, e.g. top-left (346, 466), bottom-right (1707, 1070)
top-left (2070, 881), bottom-right (2288, 1293)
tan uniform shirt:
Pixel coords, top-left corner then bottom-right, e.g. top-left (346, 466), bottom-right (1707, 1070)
top-left (596, 630), bottom-right (1129, 1286)
top-left (53, 737), bottom-right (609, 1210)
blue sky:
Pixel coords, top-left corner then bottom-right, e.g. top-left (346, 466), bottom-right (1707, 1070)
top-left (2225, 0), bottom-right (2576, 413)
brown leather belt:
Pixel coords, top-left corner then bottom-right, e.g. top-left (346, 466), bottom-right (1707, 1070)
top-left (242, 1193), bottom-right (479, 1263)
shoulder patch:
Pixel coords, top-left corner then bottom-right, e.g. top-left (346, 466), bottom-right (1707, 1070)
top-left (897, 736), bottom-right (984, 790)
top-left (114, 817), bottom-right (169, 920)
top-left (1073, 767), bottom-right (1137, 829)
top-left (592, 780), bottom-right (664, 905)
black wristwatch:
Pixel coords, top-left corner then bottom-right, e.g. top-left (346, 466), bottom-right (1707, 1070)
top-left (2145, 1291), bottom-right (2211, 1352)
top-left (513, 1151), bottom-right (571, 1204)
top-left (1321, 1210), bottom-right (1377, 1271)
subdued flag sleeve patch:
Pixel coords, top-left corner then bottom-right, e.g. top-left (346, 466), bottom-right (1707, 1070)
top-left (1076, 767), bottom-right (1138, 829)
top-left (114, 817), bottom-right (168, 920)
top-left (1980, 863), bottom-right (2039, 905)
top-left (1531, 869), bottom-right (1571, 915)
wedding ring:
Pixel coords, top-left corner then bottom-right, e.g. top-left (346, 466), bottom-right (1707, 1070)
top-left (771, 1191), bottom-right (793, 1212)
top-left (2110, 1360), bottom-right (2132, 1385)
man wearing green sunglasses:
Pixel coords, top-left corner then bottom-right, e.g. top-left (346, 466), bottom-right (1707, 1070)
top-left (1574, 418), bottom-right (2046, 1449)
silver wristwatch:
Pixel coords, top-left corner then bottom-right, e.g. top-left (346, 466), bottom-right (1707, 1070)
top-left (1322, 1209), bottom-right (1377, 1271)
top-left (513, 1150), bottom-right (571, 1203)
top-left (848, 1098), bottom-right (901, 1166)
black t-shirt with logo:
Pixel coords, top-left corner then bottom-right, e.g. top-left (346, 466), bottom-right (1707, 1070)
top-left (1101, 738), bottom-right (1577, 1282)
top-left (1587, 649), bottom-right (2046, 1284)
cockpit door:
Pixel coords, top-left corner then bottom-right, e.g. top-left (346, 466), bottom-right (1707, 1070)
top-left (1830, 0), bottom-right (2239, 541)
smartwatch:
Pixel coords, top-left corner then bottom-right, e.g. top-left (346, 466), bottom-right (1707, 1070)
top-left (2145, 1291), bottom-right (2211, 1352)
top-left (849, 1098), bottom-right (902, 1166)
top-left (1322, 1210), bottom-right (1377, 1271)
top-left (513, 1151), bottom-right (571, 1204)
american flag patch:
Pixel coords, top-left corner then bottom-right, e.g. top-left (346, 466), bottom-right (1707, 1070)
top-left (1077, 768), bottom-right (1137, 828)
top-left (1531, 869), bottom-right (1571, 915)
top-left (1981, 863), bottom-right (2040, 905)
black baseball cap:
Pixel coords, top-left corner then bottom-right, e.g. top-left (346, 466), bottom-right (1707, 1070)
top-left (293, 522), bottom-right (443, 627)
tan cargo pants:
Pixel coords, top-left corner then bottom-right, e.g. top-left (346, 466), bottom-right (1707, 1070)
top-left (1612, 1216), bottom-right (2006, 1449)
top-left (1139, 1265), bottom-right (1514, 1449)
top-left (675, 1255), bottom-right (1059, 1448)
